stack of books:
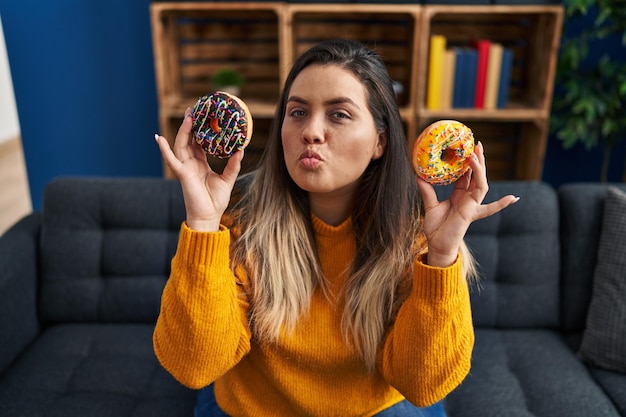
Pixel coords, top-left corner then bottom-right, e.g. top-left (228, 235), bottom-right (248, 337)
top-left (426, 35), bottom-right (514, 110)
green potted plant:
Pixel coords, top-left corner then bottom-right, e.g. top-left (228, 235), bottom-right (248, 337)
top-left (211, 67), bottom-right (245, 96)
top-left (550, 0), bottom-right (626, 182)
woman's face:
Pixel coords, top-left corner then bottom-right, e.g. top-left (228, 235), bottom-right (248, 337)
top-left (281, 64), bottom-right (386, 199)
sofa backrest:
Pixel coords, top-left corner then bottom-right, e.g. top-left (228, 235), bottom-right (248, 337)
top-left (559, 183), bottom-right (626, 332)
top-left (39, 177), bottom-right (185, 324)
top-left (39, 178), bottom-right (564, 329)
top-left (437, 181), bottom-right (561, 328)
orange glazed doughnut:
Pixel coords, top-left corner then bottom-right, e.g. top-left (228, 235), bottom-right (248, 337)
top-left (412, 120), bottom-right (475, 186)
top-left (191, 91), bottom-right (253, 158)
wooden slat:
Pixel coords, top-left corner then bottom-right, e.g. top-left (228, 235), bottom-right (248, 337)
top-left (181, 62), bottom-right (279, 80)
top-left (177, 19), bottom-right (278, 41)
top-left (293, 42), bottom-right (410, 63)
top-left (180, 81), bottom-right (280, 102)
top-left (179, 43), bottom-right (279, 61)
top-left (432, 25), bottom-right (528, 40)
top-left (294, 20), bottom-right (412, 43)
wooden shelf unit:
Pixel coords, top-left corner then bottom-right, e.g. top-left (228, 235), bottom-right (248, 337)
top-left (151, 2), bottom-right (563, 180)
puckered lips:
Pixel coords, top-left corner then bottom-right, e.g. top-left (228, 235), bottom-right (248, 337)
top-left (298, 149), bottom-right (323, 169)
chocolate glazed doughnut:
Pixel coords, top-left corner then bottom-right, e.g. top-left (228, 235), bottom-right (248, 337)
top-left (191, 91), bottom-right (253, 158)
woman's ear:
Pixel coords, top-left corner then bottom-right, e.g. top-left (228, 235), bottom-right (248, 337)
top-left (372, 131), bottom-right (387, 160)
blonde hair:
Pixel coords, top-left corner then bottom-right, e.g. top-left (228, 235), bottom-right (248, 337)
top-left (229, 40), bottom-right (476, 370)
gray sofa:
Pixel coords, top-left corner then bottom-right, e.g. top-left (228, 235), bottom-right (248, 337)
top-left (0, 177), bottom-right (624, 416)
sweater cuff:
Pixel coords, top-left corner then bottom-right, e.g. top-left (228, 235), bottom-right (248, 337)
top-left (175, 221), bottom-right (231, 267)
top-left (413, 253), bottom-right (464, 301)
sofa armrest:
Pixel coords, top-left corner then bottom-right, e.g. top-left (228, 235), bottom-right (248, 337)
top-left (0, 213), bottom-right (41, 374)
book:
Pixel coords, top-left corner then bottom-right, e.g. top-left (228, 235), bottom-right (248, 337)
top-left (465, 49), bottom-right (478, 108)
top-left (497, 47), bottom-right (514, 109)
top-left (452, 48), bottom-right (466, 108)
top-left (452, 48), bottom-right (478, 109)
top-left (484, 42), bottom-right (503, 110)
top-left (426, 35), bottom-right (447, 110)
top-left (440, 49), bottom-right (456, 110)
top-left (472, 39), bottom-right (491, 109)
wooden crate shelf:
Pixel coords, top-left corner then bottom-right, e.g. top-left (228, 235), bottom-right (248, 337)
top-left (151, 2), bottom-right (563, 181)
top-left (419, 5), bottom-right (563, 115)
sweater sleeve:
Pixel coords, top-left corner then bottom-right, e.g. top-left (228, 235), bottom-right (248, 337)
top-left (153, 222), bottom-right (252, 389)
top-left (376, 253), bottom-right (474, 407)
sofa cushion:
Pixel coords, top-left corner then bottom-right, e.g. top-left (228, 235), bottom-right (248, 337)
top-left (588, 366), bottom-right (626, 415)
top-left (436, 182), bottom-right (560, 328)
top-left (0, 324), bottom-right (196, 417)
top-left (39, 177), bottom-right (185, 323)
top-left (578, 187), bottom-right (626, 373)
top-left (559, 183), bottom-right (626, 332)
top-left (444, 329), bottom-right (621, 417)
top-left (0, 214), bottom-right (41, 374)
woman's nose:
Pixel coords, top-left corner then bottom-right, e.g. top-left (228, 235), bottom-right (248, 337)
top-left (302, 116), bottom-right (325, 144)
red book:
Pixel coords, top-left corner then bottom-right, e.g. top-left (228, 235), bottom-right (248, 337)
top-left (472, 39), bottom-right (490, 109)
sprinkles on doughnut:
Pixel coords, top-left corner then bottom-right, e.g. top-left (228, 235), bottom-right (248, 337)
top-left (412, 120), bottom-right (475, 186)
top-left (191, 91), bottom-right (253, 158)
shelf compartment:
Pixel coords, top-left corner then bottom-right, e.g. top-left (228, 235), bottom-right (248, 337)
top-left (151, 3), bottom-right (284, 106)
top-left (412, 119), bottom-right (546, 181)
top-left (419, 5), bottom-right (563, 112)
top-left (288, 5), bottom-right (421, 109)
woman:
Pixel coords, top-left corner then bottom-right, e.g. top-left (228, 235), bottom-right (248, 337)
top-left (153, 39), bottom-right (517, 416)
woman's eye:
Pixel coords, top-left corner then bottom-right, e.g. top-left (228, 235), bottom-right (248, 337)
top-left (331, 111), bottom-right (350, 120)
top-left (289, 109), bottom-right (306, 118)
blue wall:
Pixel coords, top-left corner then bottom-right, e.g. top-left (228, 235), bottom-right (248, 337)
top-left (542, 5), bottom-right (626, 187)
top-left (0, 0), bottom-right (162, 209)
top-left (0, 2), bottom-right (623, 210)
top-left (543, 138), bottom-right (626, 187)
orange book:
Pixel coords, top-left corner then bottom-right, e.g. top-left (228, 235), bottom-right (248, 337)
top-left (471, 39), bottom-right (490, 109)
top-left (484, 43), bottom-right (503, 110)
top-left (426, 35), bottom-right (447, 110)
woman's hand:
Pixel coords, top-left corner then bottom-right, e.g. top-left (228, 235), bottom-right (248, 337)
top-left (155, 107), bottom-right (244, 232)
top-left (416, 141), bottom-right (519, 268)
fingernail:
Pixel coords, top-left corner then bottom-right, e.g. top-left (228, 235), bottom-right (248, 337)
top-left (154, 133), bottom-right (159, 141)
top-left (513, 196), bottom-right (520, 203)
top-left (184, 107), bottom-right (192, 119)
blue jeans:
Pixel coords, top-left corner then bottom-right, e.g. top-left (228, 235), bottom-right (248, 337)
top-left (195, 384), bottom-right (447, 417)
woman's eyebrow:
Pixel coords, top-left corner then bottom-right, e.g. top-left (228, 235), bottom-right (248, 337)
top-left (325, 97), bottom-right (360, 109)
top-left (287, 96), bottom-right (308, 105)
top-left (287, 95), bottom-right (360, 110)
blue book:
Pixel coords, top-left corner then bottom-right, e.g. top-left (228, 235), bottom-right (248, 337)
top-left (452, 48), bottom-right (477, 108)
top-left (464, 49), bottom-right (478, 108)
top-left (497, 48), bottom-right (514, 109)
top-left (452, 49), bottom-right (466, 108)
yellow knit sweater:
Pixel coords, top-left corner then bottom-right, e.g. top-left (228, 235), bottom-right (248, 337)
top-left (153, 216), bottom-right (474, 417)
